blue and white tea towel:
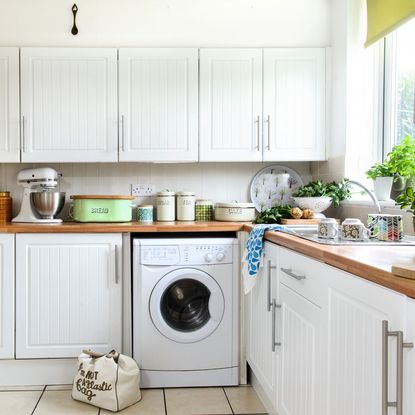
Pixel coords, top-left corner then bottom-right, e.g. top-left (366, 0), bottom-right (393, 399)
top-left (242, 224), bottom-right (289, 294)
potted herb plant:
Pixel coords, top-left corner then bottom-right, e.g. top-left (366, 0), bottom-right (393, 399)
top-left (365, 161), bottom-right (395, 201)
top-left (291, 179), bottom-right (351, 218)
top-left (387, 135), bottom-right (415, 191)
top-left (396, 186), bottom-right (415, 231)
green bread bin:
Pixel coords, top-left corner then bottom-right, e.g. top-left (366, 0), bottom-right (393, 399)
top-left (70, 195), bottom-right (135, 222)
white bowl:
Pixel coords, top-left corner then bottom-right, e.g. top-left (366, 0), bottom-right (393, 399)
top-left (292, 196), bottom-right (332, 218)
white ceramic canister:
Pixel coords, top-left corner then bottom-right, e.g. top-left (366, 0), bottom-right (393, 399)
top-left (156, 190), bottom-right (176, 221)
top-left (176, 191), bottom-right (196, 221)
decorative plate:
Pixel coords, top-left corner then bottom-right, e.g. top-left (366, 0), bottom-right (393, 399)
top-left (250, 165), bottom-right (304, 212)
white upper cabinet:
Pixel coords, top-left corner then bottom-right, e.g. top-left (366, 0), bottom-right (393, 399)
top-left (199, 49), bottom-right (263, 162)
top-left (119, 48), bottom-right (198, 162)
top-left (263, 48), bottom-right (326, 161)
top-left (20, 48), bottom-right (118, 163)
top-left (0, 234), bottom-right (14, 359)
top-left (15, 233), bottom-right (123, 358)
top-left (0, 48), bottom-right (19, 162)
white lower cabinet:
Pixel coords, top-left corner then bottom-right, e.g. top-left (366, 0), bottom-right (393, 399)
top-left (246, 241), bottom-right (279, 409)
top-left (247, 244), bottom-right (414, 415)
top-left (0, 234), bottom-right (14, 359)
top-left (16, 233), bottom-right (123, 358)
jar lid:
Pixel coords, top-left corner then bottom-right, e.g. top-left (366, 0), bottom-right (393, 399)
top-left (157, 190), bottom-right (175, 196)
top-left (0, 191), bottom-right (10, 197)
top-left (176, 191), bottom-right (196, 196)
top-left (196, 199), bottom-right (213, 205)
top-left (138, 205), bottom-right (153, 208)
top-left (216, 202), bottom-right (255, 208)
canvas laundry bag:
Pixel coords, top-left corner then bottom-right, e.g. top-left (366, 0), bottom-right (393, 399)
top-left (72, 349), bottom-right (141, 412)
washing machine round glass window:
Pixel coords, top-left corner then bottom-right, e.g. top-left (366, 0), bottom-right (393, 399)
top-left (149, 268), bottom-right (225, 343)
top-left (160, 278), bottom-right (211, 332)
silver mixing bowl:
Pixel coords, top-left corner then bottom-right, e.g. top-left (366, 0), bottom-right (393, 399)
top-left (31, 191), bottom-right (66, 219)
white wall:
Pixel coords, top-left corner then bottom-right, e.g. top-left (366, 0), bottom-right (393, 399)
top-left (1, 162), bottom-right (312, 219)
top-left (0, 0), bottom-right (330, 47)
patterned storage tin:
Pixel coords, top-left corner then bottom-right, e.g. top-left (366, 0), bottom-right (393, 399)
top-left (367, 214), bottom-right (403, 241)
top-left (0, 191), bottom-right (12, 223)
top-left (137, 205), bottom-right (153, 223)
top-left (195, 199), bottom-right (213, 221)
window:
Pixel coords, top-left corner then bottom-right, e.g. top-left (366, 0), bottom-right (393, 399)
top-left (383, 19), bottom-right (415, 155)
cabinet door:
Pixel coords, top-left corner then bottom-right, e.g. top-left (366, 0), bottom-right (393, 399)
top-left (16, 233), bottom-right (122, 358)
top-left (0, 48), bottom-right (19, 162)
top-left (326, 266), bottom-right (407, 415)
top-left (119, 48), bottom-right (198, 162)
top-left (404, 299), bottom-right (415, 415)
top-left (0, 234), bottom-right (14, 359)
top-left (20, 48), bottom-right (118, 162)
top-left (277, 283), bottom-right (325, 415)
top-left (246, 241), bottom-right (278, 408)
top-left (263, 48), bottom-right (326, 161)
top-left (199, 48), bottom-right (263, 162)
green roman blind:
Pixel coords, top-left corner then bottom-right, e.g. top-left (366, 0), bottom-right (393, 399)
top-left (365, 0), bottom-right (415, 47)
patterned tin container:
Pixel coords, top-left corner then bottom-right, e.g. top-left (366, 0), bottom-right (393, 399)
top-left (195, 199), bottom-right (213, 221)
top-left (137, 205), bottom-right (153, 223)
top-left (0, 191), bottom-right (12, 223)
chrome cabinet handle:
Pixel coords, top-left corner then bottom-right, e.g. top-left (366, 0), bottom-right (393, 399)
top-left (120, 115), bottom-right (125, 152)
top-left (21, 116), bottom-right (25, 152)
top-left (271, 299), bottom-right (281, 352)
top-left (280, 267), bottom-right (306, 281)
top-left (267, 260), bottom-right (276, 312)
top-left (254, 115), bottom-right (260, 151)
top-left (115, 245), bottom-right (121, 284)
top-left (382, 320), bottom-right (413, 415)
top-left (265, 115), bottom-right (271, 150)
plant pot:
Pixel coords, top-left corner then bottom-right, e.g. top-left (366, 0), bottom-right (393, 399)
top-left (373, 177), bottom-right (393, 201)
top-left (392, 174), bottom-right (406, 192)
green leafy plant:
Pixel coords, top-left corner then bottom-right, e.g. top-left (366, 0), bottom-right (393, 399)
top-left (396, 186), bottom-right (415, 214)
top-left (365, 162), bottom-right (395, 180)
top-left (253, 205), bottom-right (292, 224)
top-left (292, 179), bottom-right (351, 208)
top-left (387, 135), bottom-right (415, 180)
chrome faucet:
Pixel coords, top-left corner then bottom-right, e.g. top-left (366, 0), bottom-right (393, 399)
top-left (348, 180), bottom-right (381, 214)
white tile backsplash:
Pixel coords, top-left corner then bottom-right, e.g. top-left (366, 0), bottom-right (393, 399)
top-left (1, 162), bottom-right (311, 219)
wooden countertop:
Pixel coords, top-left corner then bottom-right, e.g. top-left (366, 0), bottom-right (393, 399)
top-left (0, 221), bottom-right (244, 233)
top-left (2, 220), bottom-right (415, 297)
top-left (242, 225), bottom-right (415, 299)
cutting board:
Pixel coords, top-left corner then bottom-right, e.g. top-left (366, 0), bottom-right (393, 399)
top-left (281, 218), bottom-right (340, 225)
top-left (392, 263), bottom-right (415, 280)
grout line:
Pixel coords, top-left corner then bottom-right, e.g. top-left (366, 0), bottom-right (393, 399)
top-left (30, 385), bottom-right (46, 415)
top-left (162, 388), bottom-right (168, 415)
top-left (222, 387), bottom-right (235, 415)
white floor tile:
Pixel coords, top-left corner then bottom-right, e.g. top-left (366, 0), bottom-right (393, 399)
top-left (0, 391), bottom-right (43, 415)
top-left (165, 387), bottom-right (232, 415)
top-left (224, 386), bottom-right (267, 414)
top-left (33, 390), bottom-right (98, 414)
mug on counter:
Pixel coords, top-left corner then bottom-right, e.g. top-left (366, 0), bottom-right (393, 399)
top-left (367, 213), bottom-right (403, 241)
top-left (318, 218), bottom-right (339, 239)
top-left (341, 218), bottom-right (371, 241)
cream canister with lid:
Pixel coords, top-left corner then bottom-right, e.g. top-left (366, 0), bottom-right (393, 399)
top-left (156, 190), bottom-right (175, 221)
top-left (176, 191), bottom-right (195, 221)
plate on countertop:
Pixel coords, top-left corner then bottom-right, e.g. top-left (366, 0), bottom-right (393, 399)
top-left (250, 165), bottom-right (303, 212)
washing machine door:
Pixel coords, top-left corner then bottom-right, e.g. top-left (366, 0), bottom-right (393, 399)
top-left (149, 268), bottom-right (225, 343)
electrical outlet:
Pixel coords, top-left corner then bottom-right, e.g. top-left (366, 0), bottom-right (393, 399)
top-left (131, 184), bottom-right (155, 197)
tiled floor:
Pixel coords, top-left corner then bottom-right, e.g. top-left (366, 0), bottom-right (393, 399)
top-left (0, 385), bottom-right (268, 415)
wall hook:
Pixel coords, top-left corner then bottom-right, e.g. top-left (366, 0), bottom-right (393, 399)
top-left (71, 4), bottom-right (79, 35)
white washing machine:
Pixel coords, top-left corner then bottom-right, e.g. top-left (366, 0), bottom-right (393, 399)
top-left (133, 237), bottom-right (239, 388)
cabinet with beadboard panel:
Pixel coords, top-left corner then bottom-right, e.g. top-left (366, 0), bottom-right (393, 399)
top-left (0, 48), bottom-right (20, 163)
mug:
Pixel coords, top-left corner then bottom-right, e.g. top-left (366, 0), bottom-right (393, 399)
top-left (341, 218), bottom-right (370, 241)
top-left (318, 218), bottom-right (339, 239)
top-left (367, 214), bottom-right (403, 241)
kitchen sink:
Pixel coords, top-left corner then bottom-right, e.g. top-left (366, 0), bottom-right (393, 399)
top-left (283, 225), bottom-right (415, 246)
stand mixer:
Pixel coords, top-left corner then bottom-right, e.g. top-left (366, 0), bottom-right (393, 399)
top-left (12, 168), bottom-right (66, 223)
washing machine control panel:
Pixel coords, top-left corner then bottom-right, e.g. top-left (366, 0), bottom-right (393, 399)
top-left (140, 244), bottom-right (233, 265)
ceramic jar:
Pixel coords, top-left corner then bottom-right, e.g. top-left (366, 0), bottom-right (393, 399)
top-left (341, 218), bottom-right (370, 241)
top-left (156, 190), bottom-right (175, 221)
top-left (176, 192), bottom-right (196, 221)
top-left (137, 205), bottom-right (153, 223)
top-left (195, 199), bottom-right (214, 221)
top-left (367, 213), bottom-right (403, 241)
